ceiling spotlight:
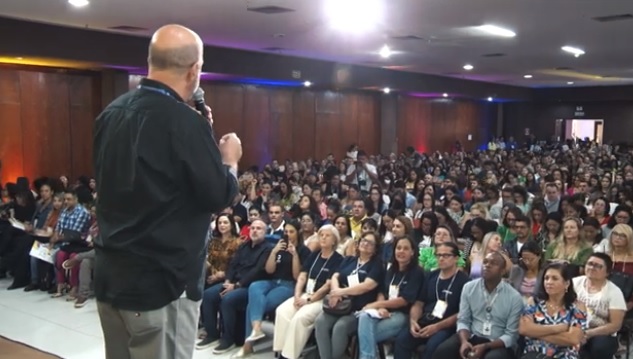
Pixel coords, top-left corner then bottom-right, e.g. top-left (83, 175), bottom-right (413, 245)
top-left (561, 46), bottom-right (585, 57)
top-left (303, 81), bottom-right (312, 87)
top-left (383, 87), bottom-right (391, 94)
top-left (326, 0), bottom-right (382, 33)
top-left (463, 64), bottom-right (474, 71)
top-left (567, 81), bottom-right (574, 85)
top-left (68, 0), bottom-right (89, 7)
top-left (524, 74), bottom-right (533, 79)
top-left (379, 45), bottom-right (392, 58)
top-left (477, 24), bottom-right (516, 38)
top-left (443, 93), bottom-right (448, 97)
top-left (487, 97), bottom-right (494, 102)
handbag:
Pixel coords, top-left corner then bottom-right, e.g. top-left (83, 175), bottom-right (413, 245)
top-left (322, 295), bottom-right (353, 316)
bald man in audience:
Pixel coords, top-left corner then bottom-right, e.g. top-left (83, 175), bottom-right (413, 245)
top-left (93, 24), bottom-right (242, 359)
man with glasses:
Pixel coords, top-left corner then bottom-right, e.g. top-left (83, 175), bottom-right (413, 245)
top-left (573, 253), bottom-right (626, 359)
top-left (432, 251), bottom-right (523, 359)
top-left (503, 215), bottom-right (534, 264)
top-left (394, 242), bottom-right (469, 359)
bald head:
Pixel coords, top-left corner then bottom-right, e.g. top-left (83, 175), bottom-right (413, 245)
top-left (148, 24), bottom-right (203, 73)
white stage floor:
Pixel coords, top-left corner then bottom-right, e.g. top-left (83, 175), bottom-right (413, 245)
top-left (0, 277), bottom-right (274, 359)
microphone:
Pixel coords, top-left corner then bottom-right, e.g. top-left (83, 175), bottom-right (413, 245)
top-left (193, 88), bottom-right (209, 118)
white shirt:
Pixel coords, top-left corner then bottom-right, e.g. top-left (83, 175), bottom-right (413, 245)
top-left (573, 276), bottom-right (626, 334)
top-left (346, 163), bottom-right (377, 192)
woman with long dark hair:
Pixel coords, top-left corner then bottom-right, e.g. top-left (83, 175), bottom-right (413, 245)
top-left (356, 237), bottom-right (424, 359)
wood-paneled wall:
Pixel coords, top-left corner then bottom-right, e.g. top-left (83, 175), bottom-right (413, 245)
top-left (396, 96), bottom-right (495, 153)
top-left (201, 82), bottom-right (381, 168)
top-left (0, 67), bottom-right (99, 185)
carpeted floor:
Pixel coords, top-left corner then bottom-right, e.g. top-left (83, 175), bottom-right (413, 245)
top-left (0, 336), bottom-right (61, 359)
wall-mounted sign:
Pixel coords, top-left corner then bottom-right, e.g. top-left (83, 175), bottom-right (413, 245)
top-left (574, 106), bottom-right (585, 117)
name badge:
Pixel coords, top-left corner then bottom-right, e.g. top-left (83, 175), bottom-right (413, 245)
top-left (432, 299), bottom-right (448, 319)
top-left (306, 279), bottom-right (316, 295)
top-left (482, 321), bottom-right (492, 336)
top-left (347, 274), bottom-right (360, 287)
top-left (388, 285), bottom-right (399, 299)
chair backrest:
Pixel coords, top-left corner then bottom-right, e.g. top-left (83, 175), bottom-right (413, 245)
top-left (609, 271), bottom-right (633, 301)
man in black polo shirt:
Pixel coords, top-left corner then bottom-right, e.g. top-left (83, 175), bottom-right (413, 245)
top-left (93, 24), bottom-right (241, 359)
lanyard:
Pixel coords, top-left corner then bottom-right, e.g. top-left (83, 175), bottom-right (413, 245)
top-left (435, 271), bottom-right (457, 301)
top-left (481, 280), bottom-right (500, 315)
top-left (138, 85), bottom-right (176, 100)
top-left (307, 251), bottom-right (332, 282)
top-left (351, 259), bottom-right (366, 275)
top-left (390, 271), bottom-right (407, 288)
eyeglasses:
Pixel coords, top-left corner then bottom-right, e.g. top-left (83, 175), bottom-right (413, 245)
top-left (360, 238), bottom-right (376, 246)
top-left (612, 232), bottom-right (627, 239)
top-left (434, 253), bottom-right (455, 259)
top-left (521, 257), bottom-right (537, 263)
top-left (585, 261), bottom-right (605, 270)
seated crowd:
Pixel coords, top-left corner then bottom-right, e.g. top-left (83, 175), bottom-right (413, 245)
top-left (2, 138), bottom-right (633, 359)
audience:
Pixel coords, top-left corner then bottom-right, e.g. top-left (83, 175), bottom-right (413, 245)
top-left (4, 139), bottom-right (633, 359)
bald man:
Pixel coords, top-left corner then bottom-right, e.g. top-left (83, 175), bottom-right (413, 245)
top-left (93, 24), bottom-right (242, 359)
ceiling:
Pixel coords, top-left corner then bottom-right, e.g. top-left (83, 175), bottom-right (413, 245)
top-left (1, 0), bottom-right (633, 88)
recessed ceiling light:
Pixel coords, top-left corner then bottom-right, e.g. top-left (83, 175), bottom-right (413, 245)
top-left (567, 81), bottom-right (574, 85)
top-left (524, 74), bottom-right (533, 79)
top-left (68, 0), bottom-right (89, 7)
top-left (379, 45), bottom-right (392, 58)
top-left (477, 24), bottom-right (516, 38)
top-left (463, 64), bottom-right (474, 71)
top-left (326, 0), bottom-right (381, 33)
top-left (303, 81), bottom-right (312, 87)
top-left (487, 97), bottom-right (494, 102)
top-left (383, 87), bottom-right (391, 94)
top-left (561, 46), bottom-right (585, 57)
top-left (443, 93), bottom-right (448, 97)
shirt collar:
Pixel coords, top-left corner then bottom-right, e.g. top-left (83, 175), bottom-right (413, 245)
top-left (139, 78), bottom-right (185, 103)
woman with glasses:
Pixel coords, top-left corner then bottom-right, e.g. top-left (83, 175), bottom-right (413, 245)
top-left (356, 237), bottom-right (424, 359)
top-left (573, 253), bottom-right (626, 359)
top-left (519, 262), bottom-right (587, 358)
top-left (314, 231), bottom-right (384, 359)
top-left (418, 225), bottom-right (465, 272)
top-left (602, 223), bottom-right (633, 276)
top-left (509, 241), bottom-right (543, 301)
top-left (272, 225), bottom-right (344, 359)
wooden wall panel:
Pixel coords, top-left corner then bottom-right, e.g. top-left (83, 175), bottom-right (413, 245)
top-left (292, 91), bottom-right (316, 162)
top-left (197, 83), bottom-right (383, 167)
top-left (0, 66), bottom-right (99, 185)
top-left (397, 96), bottom-right (491, 154)
top-left (19, 72), bottom-right (72, 182)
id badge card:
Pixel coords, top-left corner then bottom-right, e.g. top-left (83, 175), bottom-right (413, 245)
top-left (347, 274), bottom-right (360, 287)
top-left (482, 321), bottom-right (492, 336)
top-left (306, 279), bottom-right (316, 295)
top-left (388, 285), bottom-right (399, 299)
top-left (431, 299), bottom-right (448, 319)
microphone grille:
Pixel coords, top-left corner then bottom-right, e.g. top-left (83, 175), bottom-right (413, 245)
top-left (193, 87), bottom-right (205, 100)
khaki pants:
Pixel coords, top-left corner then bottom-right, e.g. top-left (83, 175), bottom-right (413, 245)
top-left (97, 297), bottom-right (200, 359)
top-left (273, 294), bottom-right (323, 359)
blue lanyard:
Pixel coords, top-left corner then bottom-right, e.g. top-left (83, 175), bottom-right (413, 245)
top-left (137, 85), bottom-right (175, 99)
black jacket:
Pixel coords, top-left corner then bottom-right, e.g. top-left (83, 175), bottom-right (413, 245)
top-left (93, 79), bottom-right (238, 311)
top-left (226, 240), bottom-right (273, 287)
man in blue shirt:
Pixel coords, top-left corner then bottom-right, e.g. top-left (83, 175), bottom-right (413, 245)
top-left (432, 251), bottom-right (523, 359)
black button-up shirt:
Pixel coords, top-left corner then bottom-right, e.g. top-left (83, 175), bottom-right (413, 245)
top-left (93, 78), bottom-right (238, 311)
